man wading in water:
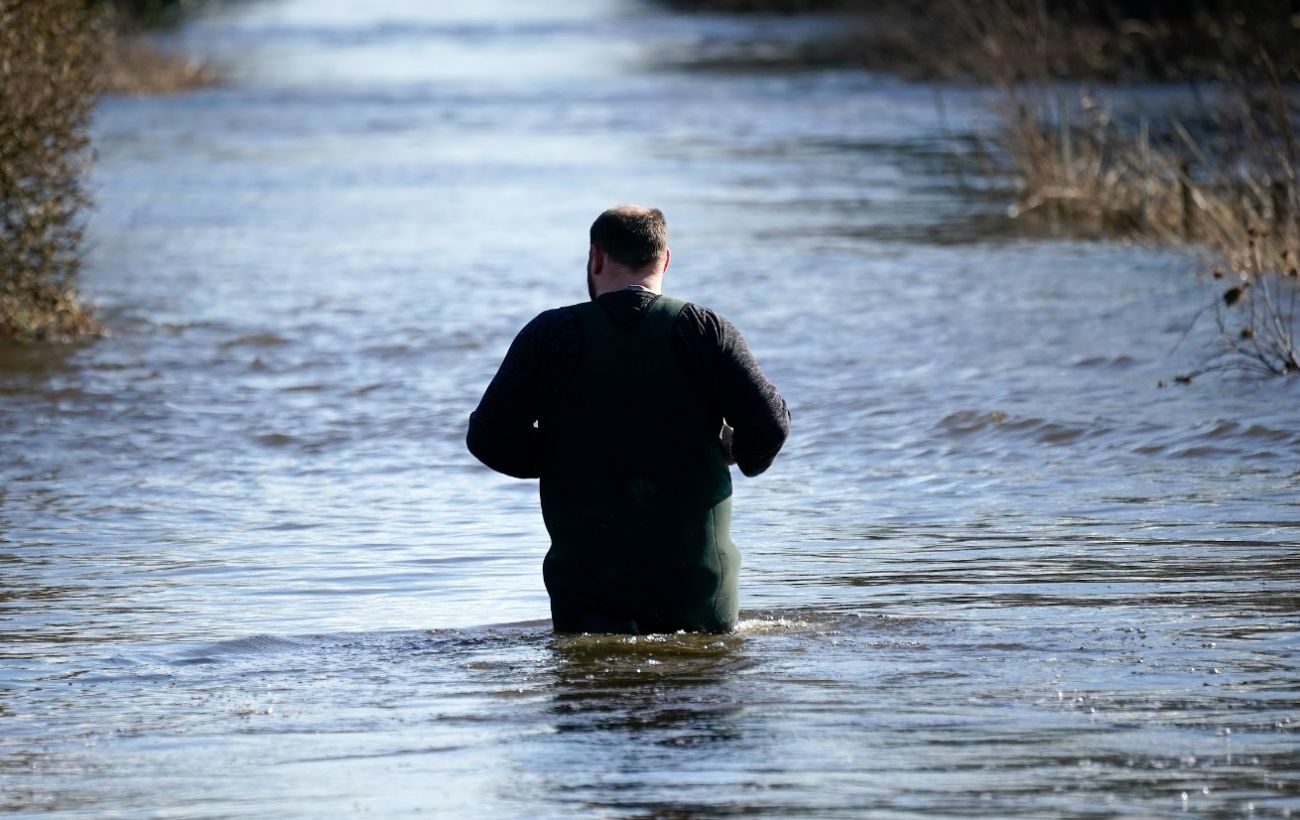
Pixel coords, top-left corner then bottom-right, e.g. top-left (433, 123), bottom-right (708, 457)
top-left (467, 205), bottom-right (789, 634)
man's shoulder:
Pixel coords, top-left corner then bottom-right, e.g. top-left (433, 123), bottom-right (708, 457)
top-left (521, 304), bottom-right (580, 336)
top-left (676, 300), bottom-right (723, 320)
top-left (671, 299), bottom-right (738, 343)
top-left (509, 305), bottom-right (584, 362)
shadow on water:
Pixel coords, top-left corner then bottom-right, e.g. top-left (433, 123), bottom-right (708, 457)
top-left (546, 630), bottom-right (753, 739)
top-left (0, 341), bottom-right (85, 383)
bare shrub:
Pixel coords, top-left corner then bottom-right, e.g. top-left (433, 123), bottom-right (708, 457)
top-left (0, 0), bottom-right (103, 342)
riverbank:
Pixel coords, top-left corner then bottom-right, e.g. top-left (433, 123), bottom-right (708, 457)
top-left (664, 0), bottom-right (1300, 376)
top-left (933, 1), bottom-right (1298, 376)
top-left (101, 28), bottom-right (218, 96)
top-left (661, 0), bottom-right (1297, 80)
top-left (1, 0), bottom-right (215, 343)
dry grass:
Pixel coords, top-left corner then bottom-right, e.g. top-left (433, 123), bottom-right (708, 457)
top-left (100, 26), bottom-right (218, 96)
top-left (656, 0), bottom-right (1300, 376)
top-left (937, 1), bottom-right (1300, 378)
top-left (995, 94), bottom-right (1300, 380)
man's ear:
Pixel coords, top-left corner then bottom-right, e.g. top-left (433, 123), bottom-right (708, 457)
top-left (589, 244), bottom-right (605, 276)
top-left (662, 248), bottom-right (671, 273)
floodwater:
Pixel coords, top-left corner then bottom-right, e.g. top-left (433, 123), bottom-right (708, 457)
top-left (3, 0), bottom-right (1298, 816)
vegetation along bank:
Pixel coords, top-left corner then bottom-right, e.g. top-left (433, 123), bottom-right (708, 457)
top-left (666, 0), bottom-right (1300, 377)
top-left (1, 0), bottom-right (213, 343)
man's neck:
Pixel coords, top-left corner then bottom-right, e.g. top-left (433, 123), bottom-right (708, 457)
top-left (593, 279), bottom-right (662, 297)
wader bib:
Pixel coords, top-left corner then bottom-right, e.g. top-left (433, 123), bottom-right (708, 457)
top-left (539, 295), bottom-right (739, 633)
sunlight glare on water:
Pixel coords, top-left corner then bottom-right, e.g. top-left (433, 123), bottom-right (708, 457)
top-left (1, 0), bottom-right (1297, 816)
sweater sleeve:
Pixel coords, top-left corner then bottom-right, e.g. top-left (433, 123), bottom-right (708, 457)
top-left (677, 305), bottom-right (790, 477)
top-left (466, 310), bottom-right (566, 478)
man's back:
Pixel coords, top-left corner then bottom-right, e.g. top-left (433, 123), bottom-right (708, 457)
top-left (539, 295), bottom-right (738, 632)
top-left (467, 290), bottom-right (788, 480)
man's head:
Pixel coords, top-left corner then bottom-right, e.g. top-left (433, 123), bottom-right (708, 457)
top-left (587, 204), bottom-right (670, 298)
top-left (589, 204), bottom-right (668, 270)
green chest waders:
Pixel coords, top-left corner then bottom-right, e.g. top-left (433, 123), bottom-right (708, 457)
top-left (539, 296), bottom-right (739, 633)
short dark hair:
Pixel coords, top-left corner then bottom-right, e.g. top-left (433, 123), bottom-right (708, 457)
top-left (589, 206), bottom-right (667, 269)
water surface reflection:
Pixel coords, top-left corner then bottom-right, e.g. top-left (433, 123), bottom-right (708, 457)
top-left (1, 0), bottom-right (1297, 815)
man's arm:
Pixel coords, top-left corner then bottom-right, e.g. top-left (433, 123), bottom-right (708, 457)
top-left (678, 306), bottom-right (790, 477)
top-left (466, 312), bottom-right (561, 479)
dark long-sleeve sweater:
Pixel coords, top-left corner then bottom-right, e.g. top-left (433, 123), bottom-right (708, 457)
top-left (467, 289), bottom-right (789, 479)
